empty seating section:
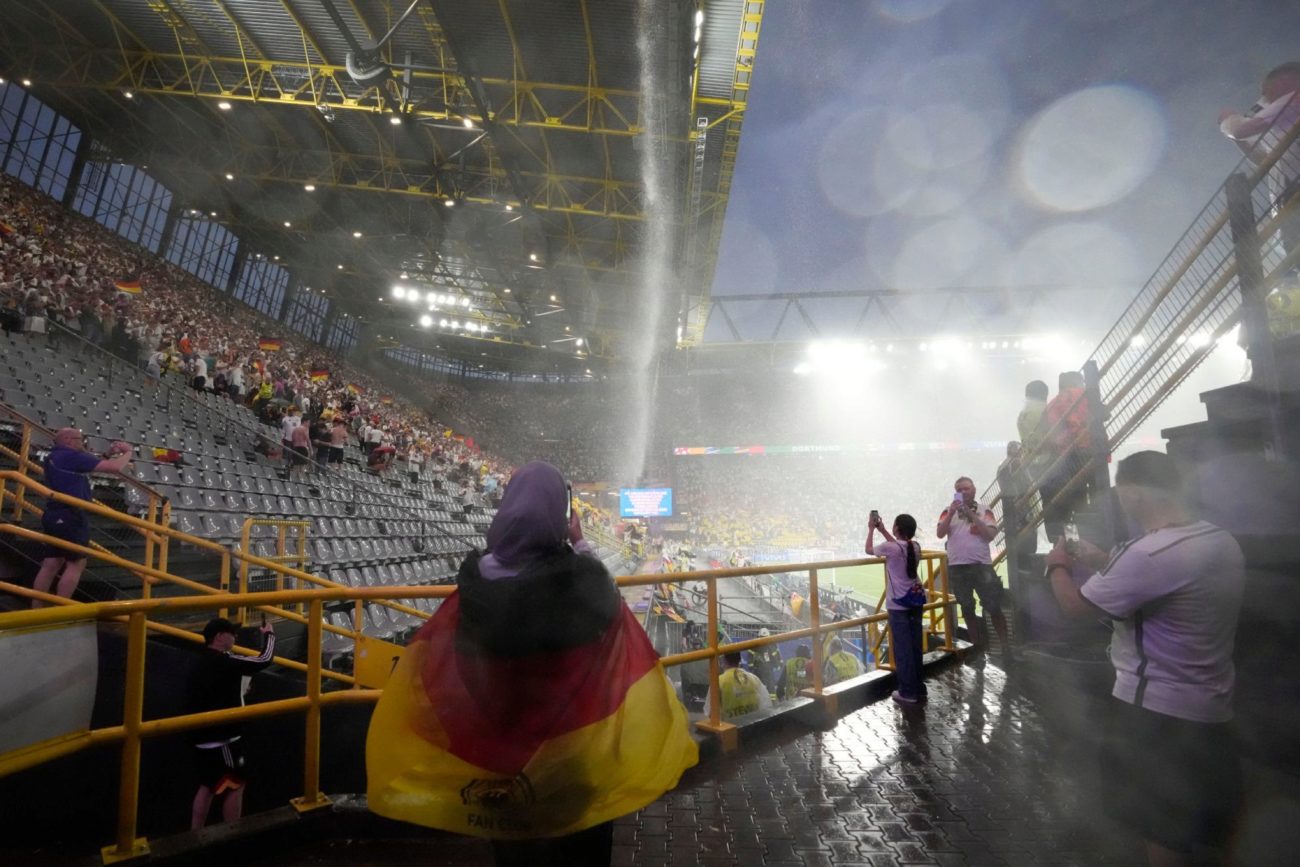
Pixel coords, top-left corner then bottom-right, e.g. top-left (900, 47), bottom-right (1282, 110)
top-left (1, 329), bottom-right (493, 645)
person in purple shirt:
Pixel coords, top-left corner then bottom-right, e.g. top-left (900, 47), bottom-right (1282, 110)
top-left (31, 428), bottom-right (132, 606)
top-left (1047, 451), bottom-right (1245, 867)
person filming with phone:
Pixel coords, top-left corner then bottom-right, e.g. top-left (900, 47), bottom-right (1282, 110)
top-left (936, 477), bottom-right (1009, 662)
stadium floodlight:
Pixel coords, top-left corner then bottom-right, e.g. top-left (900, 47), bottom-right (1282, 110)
top-left (419, 314), bottom-right (432, 328)
top-left (575, 338), bottom-right (584, 347)
top-left (304, 183), bottom-right (316, 192)
top-left (466, 322), bottom-right (478, 332)
top-left (389, 114), bottom-right (402, 125)
top-left (426, 291), bottom-right (438, 304)
top-left (352, 231), bottom-right (362, 238)
top-left (392, 286), bottom-right (407, 300)
top-left (217, 100), bottom-right (232, 110)
top-left (463, 116), bottom-right (474, 128)
top-left (460, 297), bottom-right (470, 307)
top-left (439, 319), bottom-right (449, 328)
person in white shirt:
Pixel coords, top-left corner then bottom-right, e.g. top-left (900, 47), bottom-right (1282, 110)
top-left (1048, 451), bottom-right (1245, 867)
top-left (935, 476), bottom-right (1009, 659)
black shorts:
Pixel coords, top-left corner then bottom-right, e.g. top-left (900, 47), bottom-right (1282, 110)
top-left (1099, 698), bottom-right (1241, 852)
top-left (328, 447), bottom-right (344, 464)
top-left (41, 506), bottom-right (89, 561)
top-left (289, 448), bottom-right (310, 466)
top-left (948, 563), bottom-right (1003, 612)
top-left (193, 740), bottom-right (246, 792)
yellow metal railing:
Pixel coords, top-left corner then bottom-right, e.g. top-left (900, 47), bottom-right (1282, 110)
top-left (238, 517), bottom-right (310, 617)
top-left (0, 501), bottom-right (957, 863)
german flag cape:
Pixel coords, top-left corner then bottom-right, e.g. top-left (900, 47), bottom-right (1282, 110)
top-left (258, 337), bottom-right (282, 351)
top-left (309, 368), bottom-right (329, 382)
top-left (114, 276), bottom-right (142, 294)
top-left (367, 552), bottom-right (697, 839)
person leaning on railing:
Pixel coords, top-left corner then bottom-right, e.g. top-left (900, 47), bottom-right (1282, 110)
top-left (30, 428), bottom-right (133, 607)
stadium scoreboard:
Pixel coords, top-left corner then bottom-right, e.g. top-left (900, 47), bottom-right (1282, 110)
top-left (619, 488), bottom-right (673, 518)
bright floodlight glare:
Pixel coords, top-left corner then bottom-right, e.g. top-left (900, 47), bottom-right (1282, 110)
top-left (529, 252), bottom-right (539, 262)
top-left (444, 199), bottom-right (455, 208)
top-left (337, 264), bottom-right (344, 270)
top-left (462, 116), bottom-right (474, 128)
top-left (217, 100), bottom-right (232, 110)
top-left (352, 230), bottom-right (362, 238)
top-left (1189, 332), bottom-right (1211, 348)
top-left (391, 286), bottom-right (406, 299)
top-left (425, 291), bottom-right (438, 303)
top-left (124, 90), bottom-right (134, 99)
top-left (505, 204), bottom-right (513, 211)
top-left (389, 115), bottom-right (402, 125)
top-left (304, 183), bottom-right (315, 191)
top-left (695, 9), bottom-right (705, 25)
top-left (575, 338), bottom-right (584, 347)
top-left (419, 314), bottom-right (432, 328)
top-left (466, 322), bottom-right (477, 332)
top-left (460, 297), bottom-right (470, 307)
top-left (22, 79), bottom-right (32, 87)
top-left (224, 172), bottom-right (234, 180)
top-left (283, 221), bottom-right (291, 227)
top-left (439, 318), bottom-right (449, 327)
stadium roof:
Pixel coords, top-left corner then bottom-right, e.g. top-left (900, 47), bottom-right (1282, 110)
top-left (0, 0), bottom-right (764, 370)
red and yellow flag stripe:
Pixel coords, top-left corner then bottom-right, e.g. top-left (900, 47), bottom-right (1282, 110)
top-left (367, 596), bottom-right (696, 839)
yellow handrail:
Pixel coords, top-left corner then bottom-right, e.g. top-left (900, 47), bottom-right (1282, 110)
top-left (0, 541), bottom-right (956, 864)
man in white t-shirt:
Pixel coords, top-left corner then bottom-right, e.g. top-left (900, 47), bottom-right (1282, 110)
top-left (1048, 451), bottom-right (1244, 866)
top-left (936, 476), bottom-right (1009, 659)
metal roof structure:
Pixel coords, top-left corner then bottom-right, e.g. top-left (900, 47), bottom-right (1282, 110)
top-left (0, 0), bottom-right (764, 371)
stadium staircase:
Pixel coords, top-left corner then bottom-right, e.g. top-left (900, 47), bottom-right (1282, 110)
top-left (982, 109), bottom-right (1300, 774)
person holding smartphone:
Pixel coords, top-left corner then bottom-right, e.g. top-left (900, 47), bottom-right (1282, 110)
top-left (936, 476), bottom-right (1009, 662)
top-left (867, 511), bottom-right (926, 705)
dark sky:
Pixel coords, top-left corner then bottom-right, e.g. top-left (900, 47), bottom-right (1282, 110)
top-left (707, 0), bottom-right (1300, 342)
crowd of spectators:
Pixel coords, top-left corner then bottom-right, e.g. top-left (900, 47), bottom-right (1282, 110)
top-left (0, 173), bottom-right (512, 499)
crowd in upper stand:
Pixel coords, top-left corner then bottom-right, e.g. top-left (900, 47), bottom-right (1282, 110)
top-left (0, 173), bottom-right (512, 496)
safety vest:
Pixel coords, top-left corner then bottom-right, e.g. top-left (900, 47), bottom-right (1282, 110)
top-left (718, 669), bottom-right (762, 719)
top-left (783, 656), bottom-right (810, 699)
top-left (825, 651), bottom-right (861, 685)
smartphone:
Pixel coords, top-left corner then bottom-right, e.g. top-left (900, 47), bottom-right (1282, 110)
top-left (1064, 522), bottom-right (1080, 557)
top-left (869, 509), bottom-right (880, 525)
top-left (565, 482), bottom-right (573, 520)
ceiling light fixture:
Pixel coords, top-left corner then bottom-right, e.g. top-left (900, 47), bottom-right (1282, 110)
top-left (352, 231), bottom-right (362, 238)
top-left (419, 314), bottom-right (433, 328)
top-left (22, 78), bottom-right (32, 87)
top-left (444, 199), bottom-right (455, 208)
top-left (462, 116), bottom-right (474, 128)
top-left (123, 90), bottom-right (134, 99)
top-left (217, 100), bottom-right (232, 110)
top-left (224, 172), bottom-right (234, 180)
top-left (389, 114), bottom-right (402, 125)
top-left (283, 221), bottom-right (292, 227)
top-left (304, 183), bottom-right (315, 191)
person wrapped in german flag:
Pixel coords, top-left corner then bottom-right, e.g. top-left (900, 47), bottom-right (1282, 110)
top-left (367, 461), bottom-right (697, 863)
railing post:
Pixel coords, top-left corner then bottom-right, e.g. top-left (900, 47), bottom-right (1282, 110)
top-left (291, 599), bottom-right (331, 813)
top-left (808, 568), bottom-right (823, 694)
top-left (102, 611), bottom-right (149, 864)
top-left (1225, 172), bottom-right (1276, 385)
top-left (158, 501), bottom-right (170, 574)
top-left (1225, 170), bottom-right (1284, 457)
top-left (14, 423), bottom-right (31, 520)
top-left (219, 551), bottom-right (231, 621)
top-left (693, 575), bottom-right (738, 749)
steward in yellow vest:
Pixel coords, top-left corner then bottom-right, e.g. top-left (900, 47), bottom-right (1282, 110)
top-left (823, 638), bottom-right (865, 685)
top-left (706, 652), bottom-right (772, 721)
top-left (779, 644), bottom-right (813, 699)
